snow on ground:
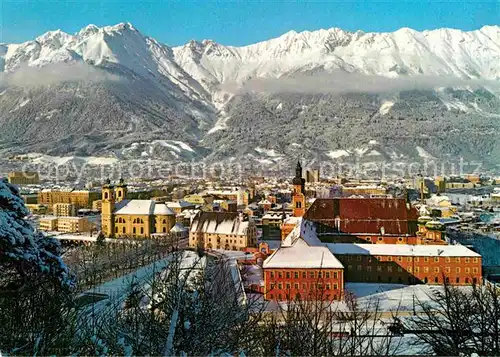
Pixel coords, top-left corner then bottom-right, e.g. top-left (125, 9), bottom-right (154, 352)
top-left (379, 100), bottom-right (394, 115)
top-left (441, 99), bottom-right (470, 112)
top-left (415, 146), bottom-right (434, 159)
top-left (276, 102), bottom-right (283, 111)
top-left (366, 149), bottom-right (382, 157)
top-left (255, 147), bottom-right (281, 157)
top-left (0, 89), bottom-right (7, 96)
top-left (207, 115), bottom-right (231, 134)
top-left (26, 152), bottom-right (118, 165)
top-left (327, 149), bottom-right (350, 159)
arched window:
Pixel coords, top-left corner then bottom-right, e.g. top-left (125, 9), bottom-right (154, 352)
top-left (133, 227), bottom-right (136, 234)
top-left (123, 227), bottom-right (126, 234)
top-left (434, 277), bottom-right (439, 283)
top-left (104, 192), bottom-right (109, 200)
top-left (163, 227), bottom-right (166, 233)
top-left (465, 278), bottom-right (470, 284)
top-left (162, 219), bottom-right (167, 224)
top-left (140, 227), bottom-right (144, 234)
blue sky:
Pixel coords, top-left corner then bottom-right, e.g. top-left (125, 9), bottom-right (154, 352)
top-left (1, 0), bottom-right (499, 45)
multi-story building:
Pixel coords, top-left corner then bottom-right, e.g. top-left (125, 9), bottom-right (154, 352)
top-left (39, 217), bottom-right (58, 231)
top-left (263, 237), bottom-right (344, 301)
top-left (57, 216), bottom-right (90, 233)
top-left (189, 212), bottom-right (257, 250)
top-left (303, 197), bottom-right (448, 245)
top-left (53, 203), bottom-right (76, 217)
top-left (8, 171), bottom-right (39, 185)
top-left (328, 243), bottom-right (482, 286)
top-left (262, 212), bottom-right (285, 240)
top-left (38, 189), bottom-right (100, 209)
top-left (39, 216), bottom-right (90, 233)
top-left (101, 179), bottom-right (176, 238)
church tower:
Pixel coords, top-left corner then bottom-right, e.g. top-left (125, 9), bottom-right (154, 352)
top-left (292, 161), bottom-right (306, 217)
top-left (115, 177), bottom-right (128, 202)
top-left (101, 179), bottom-right (115, 237)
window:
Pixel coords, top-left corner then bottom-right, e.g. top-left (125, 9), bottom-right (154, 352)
top-left (397, 256), bottom-right (402, 262)
top-left (465, 267), bottom-right (470, 273)
top-left (326, 272), bottom-right (330, 278)
top-left (294, 272), bottom-right (299, 279)
top-left (434, 277), bottom-right (439, 283)
top-left (286, 272), bottom-right (290, 278)
top-left (445, 277), bottom-right (450, 284)
top-left (279, 272), bottom-right (283, 278)
top-left (367, 266), bottom-right (372, 272)
top-left (446, 257), bottom-right (451, 263)
top-left (270, 272), bottom-right (275, 279)
top-left (465, 257), bottom-right (470, 263)
top-left (387, 266), bottom-right (393, 272)
top-left (286, 283), bottom-right (291, 290)
top-left (357, 256), bottom-right (362, 261)
top-left (133, 227), bottom-right (136, 234)
top-left (333, 272), bottom-right (338, 279)
top-left (294, 283), bottom-right (299, 289)
top-left (278, 283), bottom-right (282, 289)
top-left (310, 272), bottom-right (315, 278)
top-left (407, 267), bottom-right (413, 272)
top-left (140, 227), bottom-right (144, 234)
top-left (115, 226), bottom-right (118, 233)
top-left (473, 268), bottom-right (478, 273)
top-left (445, 267), bottom-right (450, 273)
top-left (415, 267), bottom-right (420, 273)
top-left (473, 257), bottom-right (479, 263)
top-left (415, 257), bottom-right (420, 262)
top-left (318, 272), bottom-right (323, 278)
top-left (465, 278), bottom-right (470, 284)
top-left (333, 283), bottom-right (338, 290)
top-left (302, 283), bottom-right (307, 290)
top-left (424, 257), bottom-right (429, 262)
top-left (377, 266), bottom-right (382, 272)
top-left (434, 257), bottom-right (439, 262)
top-left (397, 266), bottom-right (402, 272)
top-left (388, 256), bottom-right (393, 261)
top-left (407, 257), bottom-right (412, 262)
top-left (348, 265), bottom-right (353, 270)
top-left (302, 272), bottom-right (306, 278)
top-left (456, 257), bottom-right (461, 263)
top-left (326, 283), bottom-right (331, 290)
top-left (357, 265), bottom-right (362, 271)
top-left (456, 277), bottom-right (460, 284)
top-left (456, 267), bottom-right (461, 273)
top-left (434, 267), bottom-right (439, 273)
top-left (424, 267), bottom-right (429, 273)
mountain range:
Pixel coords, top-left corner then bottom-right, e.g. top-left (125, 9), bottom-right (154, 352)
top-left (1, 23), bottom-right (499, 172)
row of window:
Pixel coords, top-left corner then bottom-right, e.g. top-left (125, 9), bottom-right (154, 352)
top-left (270, 282), bottom-right (339, 291)
top-left (345, 255), bottom-right (479, 264)
top-left (347, 264), bottom-right (479, 274)
top-left (268, 293), bottom-right (339, 301)
top-left (270, 270), bottom-right (339, 279)
top-left (366, 275), bottom-right (477, 285)
top-left (115, 226), bottom-right (170, 234)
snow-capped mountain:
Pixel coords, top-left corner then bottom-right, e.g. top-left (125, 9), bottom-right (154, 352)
top-left (1, 23), bottom-right (499, 169)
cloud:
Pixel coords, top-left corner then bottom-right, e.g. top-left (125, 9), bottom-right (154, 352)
top-left (0, 62), bottom-right (120, 88)
top-left (219, 70), bottom-right (500, 94)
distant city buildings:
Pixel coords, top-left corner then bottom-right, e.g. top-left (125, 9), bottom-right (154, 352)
top-left (8, 171), bottom-right (39, 185)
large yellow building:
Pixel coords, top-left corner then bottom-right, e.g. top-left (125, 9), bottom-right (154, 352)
top-left (38, 189), bottom-right (100, 209)
top-left (53, 203), bottom-right (76, 217)
top-left (101, 179), bottom-right (176, 238)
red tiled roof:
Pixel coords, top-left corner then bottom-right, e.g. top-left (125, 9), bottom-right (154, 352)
top-left (304, 198), bottom-right (418, 235)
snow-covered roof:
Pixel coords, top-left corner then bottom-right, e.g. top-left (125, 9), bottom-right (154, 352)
top-left (153, 203), bottom-right (175, 215)
top-left (282, 218), bottom-right (323, 247)
top-left (166, 200), bottom-right (194, 208)
top-left (264, 238), bottom-right (344, 269)
top-left (190, 212), bottom-right (250, 236)
top-left (327, 243), bottom-right (481, 257)
top-left (283, 216), bottom-right (301, 225)
top-left (170, 222), bottom-right (187, 233)
top-left (114, 199), bottom-right (155, 215)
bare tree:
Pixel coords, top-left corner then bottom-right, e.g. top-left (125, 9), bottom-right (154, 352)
top-left (405, 281), bottom-right (500, 356)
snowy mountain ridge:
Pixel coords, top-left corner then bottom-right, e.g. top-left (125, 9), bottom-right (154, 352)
top-left (1, 23), bottom-right (500, 168)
